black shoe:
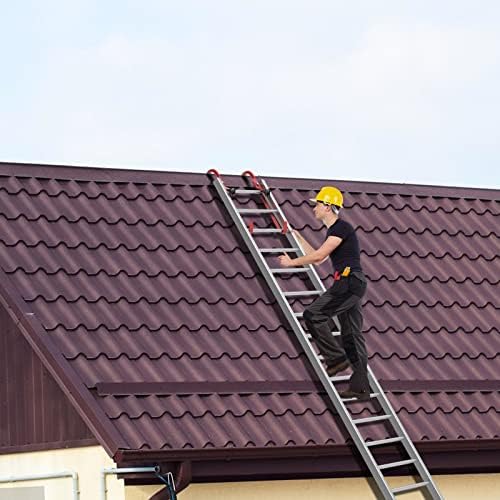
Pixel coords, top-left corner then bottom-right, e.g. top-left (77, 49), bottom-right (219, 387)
top-left (326, 359), bottom-right (349, 377)
top-left (339, 389), bottom-right (371, 401)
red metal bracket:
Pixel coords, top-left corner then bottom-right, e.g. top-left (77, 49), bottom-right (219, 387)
top-left (242, 170), bottom-right (283, 231)
top-left (242, 170), bottom-right (264, 190)
top-left (207, 168), bottom-right (221, 178)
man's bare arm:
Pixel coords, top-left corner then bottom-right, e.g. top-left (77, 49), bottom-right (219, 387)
top-left (279, 236), bottom-right (342, 267)
top-left (293, 230), bottom-right (328, 264)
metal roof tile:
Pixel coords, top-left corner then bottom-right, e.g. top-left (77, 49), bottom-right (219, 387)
top-left (0, 162), bottom-right (498, 456)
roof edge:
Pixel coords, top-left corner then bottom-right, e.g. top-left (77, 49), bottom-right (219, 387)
top-left (0, 161), bottom-right (498, 199)
top-left (117, 439), bottom-right (500, 480)
top-left (0, 268), bottom-right (127, 457)
top-left (116, 438), bottom-right (500, 462)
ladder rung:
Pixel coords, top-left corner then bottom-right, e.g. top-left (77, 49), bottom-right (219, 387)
top-left (283, 291), bottom-right (322, 297)
top-left (378, 459), bottom-right (416, 470)
top-left (260, 247), bottom-right (300, 253)
top-left (252, 228), bottom-right (282, 234)
top-left (238, 209), bottom-right (278, 214)
top-left (306, 332), bottom-right (341, 340)
top-left (294, 312), bottom-right (303, 318)
top-left (271, 268), bottom-right (309, 273)
top-left (330, 375), bottom-right (351, 382)
top-left (366, 437), bottom-right (405, 447)
top-left (392, 481), bottom-right (429, 495)
top-left (233, 189), bottom-right (262, 195)
top-left (306, 332), bottom-right (340, 340)
top-left (342, 392), bottom-right (379, 402)
top-left (353, 415), bottom-right (392, 425)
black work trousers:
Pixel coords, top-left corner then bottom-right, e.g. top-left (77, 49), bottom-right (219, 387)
top-left (303, 271), bottom-right (369, 392)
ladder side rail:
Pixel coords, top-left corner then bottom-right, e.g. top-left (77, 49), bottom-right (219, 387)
top-left (212, 177), bottom-right (395, 500)
top-left (259, 180), bottom-right (330, 292)
top-left (367, 373), bottom-right (444, 500)
top-left (261, 178), bottom-right (443, 499)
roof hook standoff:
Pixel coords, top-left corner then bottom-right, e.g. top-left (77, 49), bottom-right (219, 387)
top-left (242, 170), bottom-right (264, 191)
top-left (206, 168), bottom-right (221, 179)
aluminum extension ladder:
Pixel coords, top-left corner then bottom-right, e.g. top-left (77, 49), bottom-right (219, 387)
top-left (208, 169), bottom-right (443, 500)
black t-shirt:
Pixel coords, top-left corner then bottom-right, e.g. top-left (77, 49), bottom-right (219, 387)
top-left (325, 219), bottom-right (362, 273)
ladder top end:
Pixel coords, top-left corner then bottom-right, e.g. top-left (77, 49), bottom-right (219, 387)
top-left (207, 169), bottom-right (221, 179)
top-left (241, 170), bottom-right (264, 190)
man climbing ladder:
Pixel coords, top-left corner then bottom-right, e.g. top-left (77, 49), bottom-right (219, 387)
top-left (278, 186), bottom-right (370, 401)
top-left (208, 169), bottom-right (444, 498)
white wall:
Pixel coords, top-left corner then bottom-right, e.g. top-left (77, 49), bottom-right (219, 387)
top-left (0, 446), bottom-right (123, 500)
top-left (128, 474), bottom-right (500, 500)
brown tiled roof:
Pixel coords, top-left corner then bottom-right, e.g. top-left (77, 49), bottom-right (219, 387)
top-left (0, 161), bottom-right (499, 472)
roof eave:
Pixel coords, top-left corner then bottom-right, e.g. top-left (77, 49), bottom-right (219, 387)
top-left (3, 441), bottom-right (495, 491)
top-left (116, 438), bottom-right (500, 480)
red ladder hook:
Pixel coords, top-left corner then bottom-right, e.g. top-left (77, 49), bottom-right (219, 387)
top-left (207, 168), bottom-right (221, 179)
top-left (242, 170), bottom-right (264, 190)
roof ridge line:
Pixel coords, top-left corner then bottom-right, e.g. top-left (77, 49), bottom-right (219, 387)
top-left (0, 161), bottom-right (499, 199)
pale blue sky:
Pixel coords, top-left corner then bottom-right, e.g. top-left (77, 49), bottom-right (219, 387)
top-left (1, 1), bottom-right (500, 188)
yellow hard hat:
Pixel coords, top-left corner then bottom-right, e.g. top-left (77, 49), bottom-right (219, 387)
top-left (309, 186), bottom-right (343, 208)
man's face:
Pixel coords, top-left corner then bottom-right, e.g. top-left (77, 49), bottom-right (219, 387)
top-left (312, 201), bottom-right (330, 220)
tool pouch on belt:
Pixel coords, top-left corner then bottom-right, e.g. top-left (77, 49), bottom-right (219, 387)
top-left (334, 266), bottom-right (351, 281)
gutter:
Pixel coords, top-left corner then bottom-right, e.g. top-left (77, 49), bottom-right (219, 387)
top-left (116, 439), bottom-right (500, 482)
top-left (116, 438), bottom-right (500, 462)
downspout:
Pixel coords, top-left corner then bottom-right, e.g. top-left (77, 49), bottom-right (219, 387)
top-left (0, 470), bottom-right (79, 500)
top-left (150, 462), bottom-right (191, 500)
top-left (100, 467), bottom-right (157, 500)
